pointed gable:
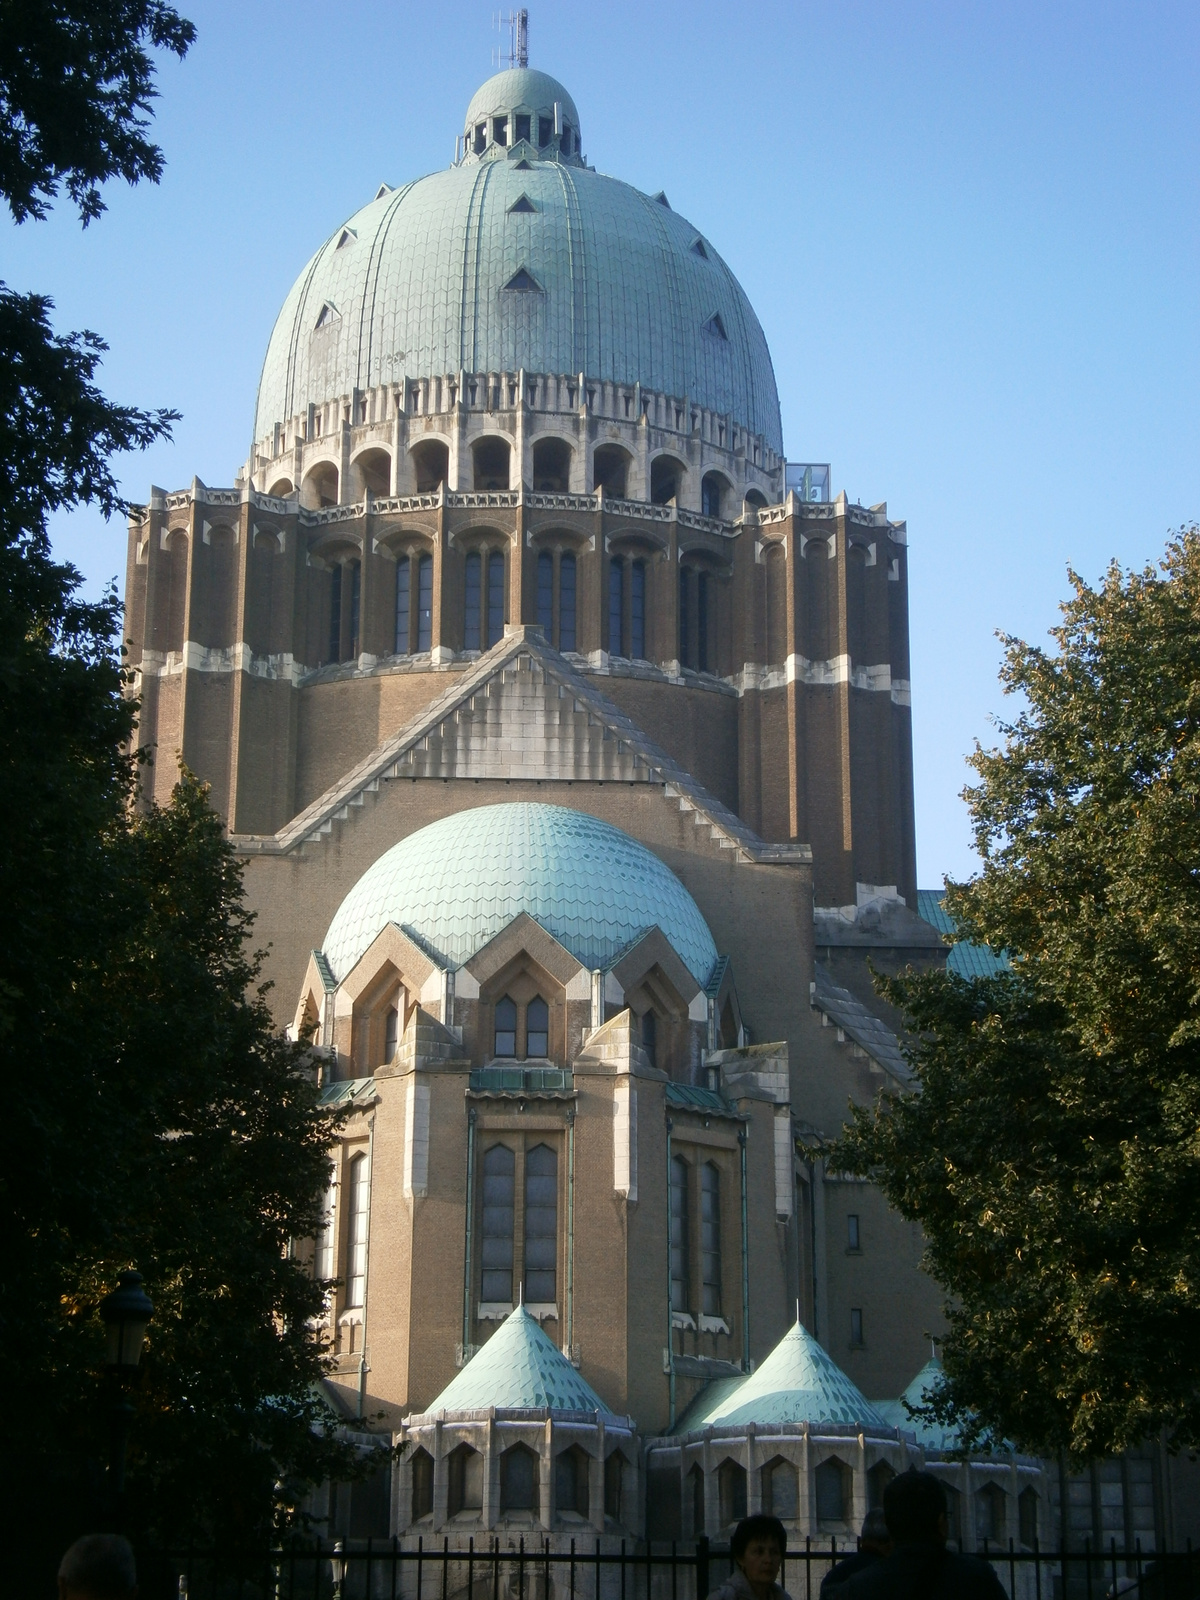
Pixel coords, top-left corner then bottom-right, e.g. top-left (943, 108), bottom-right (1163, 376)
top-left (423, 1304), bottom-right (610, 1416)
top-left (687, 1321), bottom-right (888, 1430)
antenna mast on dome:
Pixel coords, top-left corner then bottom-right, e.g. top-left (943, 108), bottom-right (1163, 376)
top-left (494, 8), bottom-right (529, 69)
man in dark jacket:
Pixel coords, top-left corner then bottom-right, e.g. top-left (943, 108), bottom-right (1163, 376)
top-left (841, 1471), bottom-right (1007, 1599)
top-left (821, 1508), bottom-right (892, 1594)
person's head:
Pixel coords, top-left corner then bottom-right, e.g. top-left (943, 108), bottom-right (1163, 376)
top-left (882, 1470), bottom-right (948, 1547)
top-left (732, 1515), bottom-right (787, 1590)
top-left (58, 1535), bottom-right (138, 1600)
top-left (859, 1506), bottom-right (892, 1556)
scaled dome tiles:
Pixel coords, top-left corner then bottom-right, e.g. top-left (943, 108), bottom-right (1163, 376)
top-left (681, 1321), bottom-right (889, 1431)
top-left (252, 70), bottom-right (782, 454)
top-left (420, 1304), bottom-right (611, 1417)
top-left (320, 802), bottom-right (719, 985)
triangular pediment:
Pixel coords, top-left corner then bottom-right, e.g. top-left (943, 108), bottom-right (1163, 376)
top-left (233, 628), bottom-right (808, 868)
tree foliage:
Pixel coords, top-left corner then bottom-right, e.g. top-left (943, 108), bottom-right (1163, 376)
top-left (833, 531), bottom-right (1200, 1460)
top-left (0, 2), bottom-right (376, 1568)
top-left (0, 0), bottom-right (194, 223)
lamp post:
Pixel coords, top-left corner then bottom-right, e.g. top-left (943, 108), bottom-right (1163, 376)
top-left (98, 1270), bottom-right (154, 1525)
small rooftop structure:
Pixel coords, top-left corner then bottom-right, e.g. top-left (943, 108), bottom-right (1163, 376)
top-left (677, 1320), bottom-right (889, 1431)
top-left (419, 1303), bottom-right (613, 1418)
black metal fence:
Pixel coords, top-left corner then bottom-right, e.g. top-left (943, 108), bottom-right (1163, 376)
top-left (138, 1536), bottom-right (1200, 1600)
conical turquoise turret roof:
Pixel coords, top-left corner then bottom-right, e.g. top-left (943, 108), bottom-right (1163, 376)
top-left (874, 1357), bottom-right (972, 1451)
top-left (422, 1304), bottom-right (611, 1416)
top-left (680, 1322), bottom-right (888, 1430)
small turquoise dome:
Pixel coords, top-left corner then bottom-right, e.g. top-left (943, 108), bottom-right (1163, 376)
top-left (678, 1321), bottom-right (888, 1432)
top-left (321, 802), bottom-right (718, 984)
top-left (422, 1303), bottom-right (612, 1417)
top-left (252, 71), bottom-right (782, 453)
top-left (464, 68), bottom-right (580, 146)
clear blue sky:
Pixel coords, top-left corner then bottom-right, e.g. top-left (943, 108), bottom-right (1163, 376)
top-left (4, 1), bottom-right (1196, 884)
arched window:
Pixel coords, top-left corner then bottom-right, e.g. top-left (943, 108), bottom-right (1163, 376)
top-left (593, 443), bottom-right (629, 497)
top-left (346, 1152), bottom-right (370, 1307)
top-left (494, 996), bottom-right (517, 1057)
top-left (395, 556), bottom-right (411, 653)
top-left (761, 1456), bottom-right (798, 1521)
top-left (315, 1166), bottom-right (336, 1282)
top-left (651, 456), bottom-right (682, 505)
top-left (384, 1005), bottom-right (399, 1062)
top-left (975, 1482), bottom-right (1006, 1546)
top-left (670, 1156), bottom-right (689, 1311)
top-left (448, 1443), bottom-right (483, 1516)
top-left (416, 553), bottom-right (432, 651)
top-left (1018, 1486), bottom-right (1038, 1549)
top-left (559, 553), bottom-right (576, 651)
top-left (481, 1144), bottom-right (515, 1302)
top-left (868, 1459), bottom-right (895, 1511)
top-left (500, 1442), bottom-right (538, 1512)
top-left (630, 559), bottom-right (646, 659)
top-left (487, 550), bottom-right (505, 644)
top-left (524, 1143), bottom-right (558, 1302)
top-left (328, 563), bottom-right (342, 663)
top-left (718, 1458), bottom-right (747, 1527)
top-left (943, 1483), bottom-right (963, 1547)
top-left (532, 437), bottom-right (571, 492)
top-left (464, 551), bottom-right (482, 649)
top-left (605, 1452), bottom-right (625, 1522)
top-left (537, 551), bottom-right (553, 635)
top-left (701, 1162), bottom-right (721, 1315)
top-left (701, 473), bottom-right (724, 519)
top-left (608, 558), bottom-right (623, 655)
top-left (697, 571), bottom-right (710, 672)
top-left (526, 996), bottom-right (549, 1057)
top-left (411, 1447), bottom-right (434, 1521)
top-left (348, 560), bottom-right (361, 658)
top-left (473, 436), bottom-right (511, 490)
top-left (688, 1463), bottom-right (705, 1536)
top-left (555, 1445), bottom-right (589, 1517)
top-left (815, 1457), bottom-right (849, 1523)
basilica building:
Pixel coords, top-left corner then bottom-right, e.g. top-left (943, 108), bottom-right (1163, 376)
top-left (121, 59), bottom-right (1084, 1555)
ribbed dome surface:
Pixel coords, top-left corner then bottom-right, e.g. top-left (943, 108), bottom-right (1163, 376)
top-left (320, 802), bottom-right (719, 984)
top-left (253, 74), bottom-right (782, 452)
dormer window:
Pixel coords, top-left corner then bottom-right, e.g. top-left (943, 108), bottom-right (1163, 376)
top-left (474, 123), bottom-right (486, 154)
top-left (514, 113), bottom-right (531, 144)
top-left (560, 126), bottom-right (573, 156)
top-left (492, 116), bottom-right (508, 146)
top-left (538, 115), bottom-right (553, 146)
top-left (494, 996), bottom-right (517, 1057)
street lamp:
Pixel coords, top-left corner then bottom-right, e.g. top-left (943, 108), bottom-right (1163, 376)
top-left (99, 1270), bottom-right (154, 1369)
top-left (98, 1270), bottom-right (154, 1525)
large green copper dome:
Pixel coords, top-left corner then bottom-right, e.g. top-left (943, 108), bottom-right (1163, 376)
top-left (321, 802), bottom-right (719, 985)
top-left (253, 69), bottom-right (782, 453)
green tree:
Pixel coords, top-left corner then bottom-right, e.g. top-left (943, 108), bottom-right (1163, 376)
top-left (833, 530), bottom-right (1200, 1460)
top-left (0, 0), bottom-right (376, 1568)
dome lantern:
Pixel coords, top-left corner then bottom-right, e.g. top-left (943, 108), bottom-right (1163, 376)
top-left (460, 68), bottom-right (583, 165)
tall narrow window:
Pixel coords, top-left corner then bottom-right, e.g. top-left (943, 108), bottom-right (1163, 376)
top-left (559, 554), bottom-right (576, 651)
top-left (847, 1214), bottom-right (861, 1251)
top-left (416, 553), bottom-right (433, 651)
top-left (524, 1143), bottom-right (558, 1302)
top-left (395, 555), bottom-right (411, 653)
top-left (384, 1005), bottom-right (399, 1062)
top-left (481, 1144), bottom-right (515, 1302)
top-left (411, 1449), bottom-right (434, 1521)
top-left (697, 572), bottom-right (710, 672)
top-left (328, 562), bottom-right (342, 662)
top-left (464, 551), bottom-right (482, 649)
top-left (641, 1008), bottom-right (656, 1068)
top-left (346, 1151), bottom-right (370, 1307)
top-left (494, 996), bottom-right (517, 1057)
top-left (315, 1167), bottom-right (336, 1281)
top-left (850, 1307), bottom-right (864, 1346)
top-left (670, 1156), bottom-right (689, 1311)
top-left (537, 551), bottom-right (554, 636)
top-left (348, 560), bottom-right (361, 656)
top-left (630, 560), bottom-right (646, 659)
top-left (679, 568), bottom-right (689, 665)
top-left (608, 558), bottom-right (624, 655)
top-left (605, 1452), bottom-right (624, 1521)
top-left (701, 1163), bottom-right (721, 1315)
top-left (526, 996), bottom-right (549, 1057)
top-left (487, 551), bottom-right (505, 645)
